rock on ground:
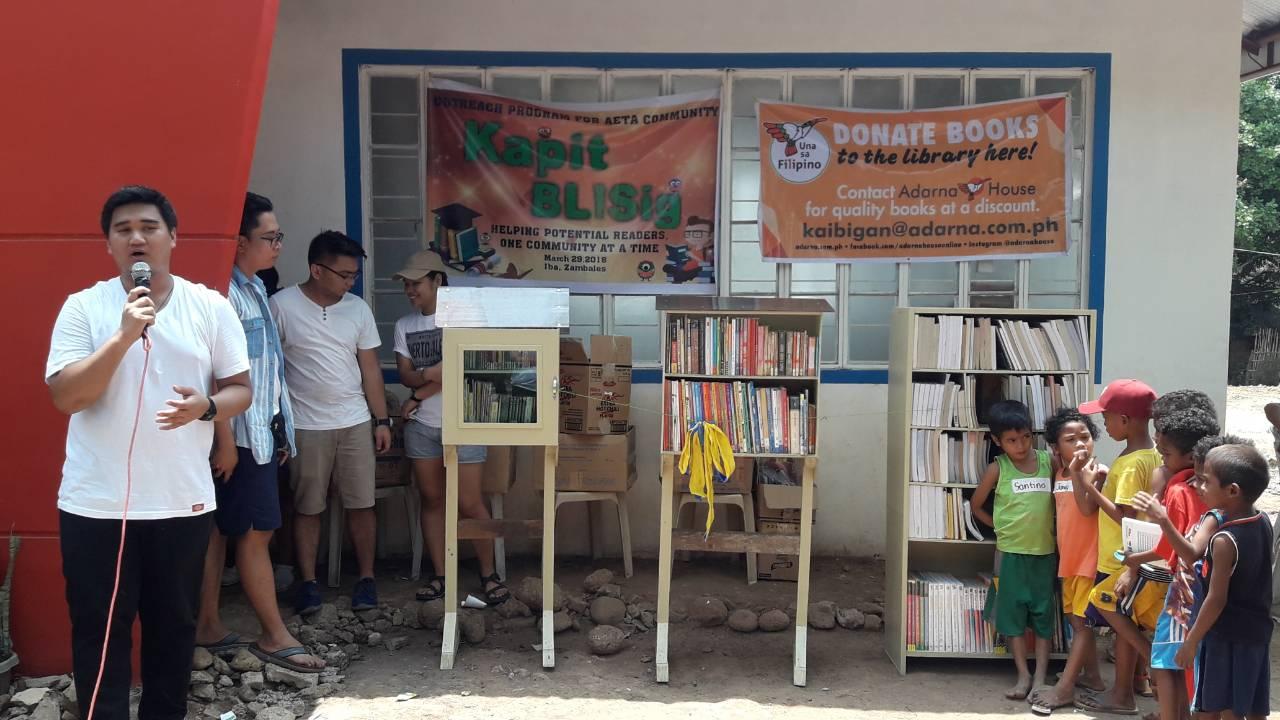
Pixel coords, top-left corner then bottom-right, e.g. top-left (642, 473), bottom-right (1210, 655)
top-left (366, 632), bottom-right (383, 647)
top-left (191, 647), bottom-right (215, 671)
top-left (836, 607), bottom-right (865, 629)
top-left (582, 569), bottom-right (614, 593)
top-left (550, 611), bottom-right (573, 633)
top-left (596, 583), bottom-right (623, 599)
top-left (808, 601), bottom-right (837, 630)
top-left (513, 577), bottom-right (565, 611)
top-left (461, 611), bottom-right (486, 644)
top-left (265, 664), bottom-right (320, 689)
top-left (310, 603), bottom-right (340, 628)
top-left (383, 635), bottom-right (410, 652)
top-left (240, 671), bottom-right (265, 690)
top-left (229, 648), bottom-right (263, 673)
top-left (495, 598), bottom-right (532, 619)
top-left (189, 683), bottom-right (217, 702)
top-left (728, 609), bottom-right (759, 632)
top-left (758, 609), bottom-right (790, 632)
top-left (21, 677), bottom-right (61, 690)
top-left (688, 597), bottom-right (728, 627)
top-left (255, 707), bottom-right (297, 720)
top-left (864, 614), bottom-right (883, 631)
top-left (587, 626), bottom-right (626, 656)
top-left (589, 596), bottom-right (627, 626)
top-left (418, 599), bottom-right (446, 629)
top-left (29, 695), bottom-right (62, 720)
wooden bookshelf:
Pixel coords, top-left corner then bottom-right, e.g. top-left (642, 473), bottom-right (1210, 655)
top-left (884, 307), bottom-right (1095, 674)
top-left (654, 296), bottom-right (830, 688)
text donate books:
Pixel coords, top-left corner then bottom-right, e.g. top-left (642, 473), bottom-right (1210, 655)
top-left (667, 315), bottom-right (817, 377)
top-left (663, 379), bottom-right (813, 455)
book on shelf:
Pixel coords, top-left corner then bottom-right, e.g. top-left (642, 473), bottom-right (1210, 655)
top-left (910, 429), bottom-right (990, 486)
top-left (909, 485), bottom-right (986, 540)
top-left (913, 315), bottom-right (1089, 372)
top-left (1001, 374), bottom-right (1090, 431)
top-left (911, 378), bottom-right (979, 428)
top-left (663, 378), bottom-right (814, 455)
top-left (464, 379), bottom-right (536, 423)
top-left (912, 374), bottom-right (1088, 431)
top-left (666, 315), bottom-right (817, 377)
top-left (905, 572), bottom-right (1070, 654)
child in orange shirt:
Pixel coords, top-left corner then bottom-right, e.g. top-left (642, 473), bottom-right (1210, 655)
top-left (1030, 408), bottom-right (1106, 714)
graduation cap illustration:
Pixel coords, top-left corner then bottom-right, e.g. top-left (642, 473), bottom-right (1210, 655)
top-left (431, 203), bottom-right (493, 266)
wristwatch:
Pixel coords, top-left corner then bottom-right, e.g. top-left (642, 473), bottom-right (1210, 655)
top-left (200, 396), bottom-right (218, 422)
top-left (374, 417), bottom-right (392, 428)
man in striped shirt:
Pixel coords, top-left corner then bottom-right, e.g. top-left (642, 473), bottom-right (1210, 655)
top-left (196, 193), bottom-right (323, 672)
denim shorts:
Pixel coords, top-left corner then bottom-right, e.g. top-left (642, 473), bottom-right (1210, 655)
top-left (404, 421), bottom-right (487, 464)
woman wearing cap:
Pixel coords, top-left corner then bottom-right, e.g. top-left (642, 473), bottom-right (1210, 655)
top-left (391, 252), bottom-right (510, 605)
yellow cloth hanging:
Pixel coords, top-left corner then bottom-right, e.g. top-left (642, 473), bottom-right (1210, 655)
top-left (677, 421), bottom-right (736, 538)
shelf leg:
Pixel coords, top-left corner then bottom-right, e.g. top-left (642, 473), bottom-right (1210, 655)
top-left (655, 454), bottom-right (675, 684)
top-left (792, 456), bottom-right (817, 687)
top-left (542, 445), bottom-right (557, 669)
top-left (440, 445), bottom-right (460, 670)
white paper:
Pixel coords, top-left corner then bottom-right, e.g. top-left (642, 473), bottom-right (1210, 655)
top-left (1121, 517), bottom-right (1162, 555)
top-left (436, 287), bottom-right (570, 328)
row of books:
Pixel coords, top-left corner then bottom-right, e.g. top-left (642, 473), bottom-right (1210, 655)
top-left (907, 573), bottom-right (999, 653)
top-left (663, 379), bottom-right (814, 455)
top-left (1002, 374), bottom-right (1090, 431)
top-left (464, 379), bottom-right (536, 423)
top-left (464, 350), bottom-right (537, 372)
top-left (910, 430), bottom-right (990, 486)
top-left (911, 378), bottom-right (979, 428)
top-left (913, 315), bottom-right (1090, 372)
top-left (909, 485), bottom-right (985, 540)
top-left (907, 572), bottom-right (1070, 654)
top-left (666, 315), bottom-right (817, 377)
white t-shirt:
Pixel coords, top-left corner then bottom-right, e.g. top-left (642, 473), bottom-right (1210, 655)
top-left (393, 312), bottom-right (443, 428)
top-left (270, 285), bottom-right (381, 431)
top-left (45, 276), bottom-right (250, 520)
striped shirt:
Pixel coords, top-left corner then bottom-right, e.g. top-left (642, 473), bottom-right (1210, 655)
top-left (228, 266), bottom-right (296, 464)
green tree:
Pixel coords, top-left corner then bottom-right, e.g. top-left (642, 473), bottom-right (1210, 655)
top-left (1231, 76), bottom-right (1280, 381)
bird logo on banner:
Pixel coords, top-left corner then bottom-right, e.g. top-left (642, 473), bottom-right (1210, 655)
top-left (763, 118), bottom-right (827, 157)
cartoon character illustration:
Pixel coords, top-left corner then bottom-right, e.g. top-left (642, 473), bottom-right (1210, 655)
top-left (429, 203), bottom-right (495, 272)
top-left (637, 260), bottom-right (656, 281)
top-left (538, 127), bottom-right (552, 138)
top-left (662, 245), bottom-right (701, 284)
top-left (958, 177), bottom-right (992, 201)
top-left (763, 117), bottom-right (827, 156)
top-left (668, 178), bottom-right (682, 193)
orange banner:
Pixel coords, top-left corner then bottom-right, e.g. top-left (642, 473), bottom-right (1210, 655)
top-left (425, 81), bottom-right (720, 293)
top-left (758, 95), bottom-right (1071, 262)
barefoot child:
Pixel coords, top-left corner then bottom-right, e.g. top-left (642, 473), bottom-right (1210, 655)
top-left (1174, 444), bottom-right (1273, 720)
top-left (970, 401), bottom-right (1056, 701)
top-left (1072, 379), bottom-right (1163, 716)
top-left (1029, 409), bottom-right (1106, 715)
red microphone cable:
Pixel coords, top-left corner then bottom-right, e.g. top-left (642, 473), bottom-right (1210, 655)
top-left (83, 333), bottom-right (151, 720)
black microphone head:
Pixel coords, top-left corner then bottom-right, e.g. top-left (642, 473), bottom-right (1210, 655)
top-left (130, 261), bottom-right (152, 289)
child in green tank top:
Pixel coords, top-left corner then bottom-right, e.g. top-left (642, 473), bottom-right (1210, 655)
top-left (971, 400), bottom-right (1056, 701)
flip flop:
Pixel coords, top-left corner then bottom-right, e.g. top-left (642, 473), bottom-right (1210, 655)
top-left (1073, 690), bottom-right (1139, 716)
top-left (1031, 694), bottom-right (1074, 716)
top-left (198, 632), bottom-right (248, 653)
top-left (248, 643), bottom-right (324, 674)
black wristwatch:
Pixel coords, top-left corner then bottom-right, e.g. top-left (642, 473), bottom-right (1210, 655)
top-left (374, 417), bottom-right (392, 428)
top-left (199, 396), bottom-right (218, 422)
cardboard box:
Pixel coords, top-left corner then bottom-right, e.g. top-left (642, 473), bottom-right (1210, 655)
top-left (755, 482), bottom-right (818, 523)
top-left (756, 519), bottom-right (801, 582)
top-left (539, 427), bottom-right (637, 492)
top-left (481, 446), bottom-right (516, 495)
top-left (677, 457), bottom-right (754, 495)
top-left (559, 335), bottom-right (632, 434)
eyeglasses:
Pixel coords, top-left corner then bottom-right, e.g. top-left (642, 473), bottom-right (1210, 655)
top-left (259, 231), bottom-right (285, 249)
top-left (316, 263), bottom-right (361, 282)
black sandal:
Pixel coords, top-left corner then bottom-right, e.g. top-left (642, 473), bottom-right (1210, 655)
top-left (415, 575), bottom-right (445, 602)
top-left (479, 573), bottom-right (510, 606)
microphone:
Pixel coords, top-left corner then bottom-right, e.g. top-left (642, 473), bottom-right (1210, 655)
top-left (130, 262), bottom-right (153, 340)
top-left (130, 261), bottom-right (152, 289)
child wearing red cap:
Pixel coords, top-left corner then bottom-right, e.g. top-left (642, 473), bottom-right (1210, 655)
top-left (1070, 379), bottom-right (1163, 716)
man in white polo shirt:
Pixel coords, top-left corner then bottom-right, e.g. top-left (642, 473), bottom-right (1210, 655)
top-left (47, 185), bottom-right (252, 720)
top-left (271, 230), bottom-right (391, 614)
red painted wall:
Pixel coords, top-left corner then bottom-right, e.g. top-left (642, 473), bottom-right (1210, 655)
top-left (0, 1), bottom-right (278, 675)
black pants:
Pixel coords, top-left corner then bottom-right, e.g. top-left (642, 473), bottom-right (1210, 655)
top-left (60, 510), bottom-right (213, 720)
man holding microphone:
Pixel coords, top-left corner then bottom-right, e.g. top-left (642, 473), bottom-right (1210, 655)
top-left (46, 186), bottom-right (252, 720)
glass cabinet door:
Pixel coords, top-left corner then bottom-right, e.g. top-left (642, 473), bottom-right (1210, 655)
top-left (462, 349), bottom-right (540, 425)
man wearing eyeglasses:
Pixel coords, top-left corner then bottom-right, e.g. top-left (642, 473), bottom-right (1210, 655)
top-left (270, 230), bottom-right (392, 615)
top-left (194, 193), bottom-right (324, 670)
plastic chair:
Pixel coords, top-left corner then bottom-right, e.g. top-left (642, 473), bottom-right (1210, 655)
top-left (327, 456), bottom-right (423, 587)
top-left (674, 490), bottom-right (757, 584)
top-left (553, 491), bottom-right (634, 578)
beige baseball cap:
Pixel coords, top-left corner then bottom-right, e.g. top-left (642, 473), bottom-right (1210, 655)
top-left (392, 250), bottom-right (439, 282)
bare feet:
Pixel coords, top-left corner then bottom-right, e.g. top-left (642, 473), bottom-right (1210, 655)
top-left (1007, 675), bottom-right (1033, 700)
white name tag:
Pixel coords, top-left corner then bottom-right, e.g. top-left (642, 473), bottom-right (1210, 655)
top-left (1053, 479), bottom-right (1072, 494)
top-left (1011, 477), bottom-right (1051, 494)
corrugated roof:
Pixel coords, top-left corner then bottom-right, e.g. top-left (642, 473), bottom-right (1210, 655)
top-left (1245, 0), bottom-right (1280, 42)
